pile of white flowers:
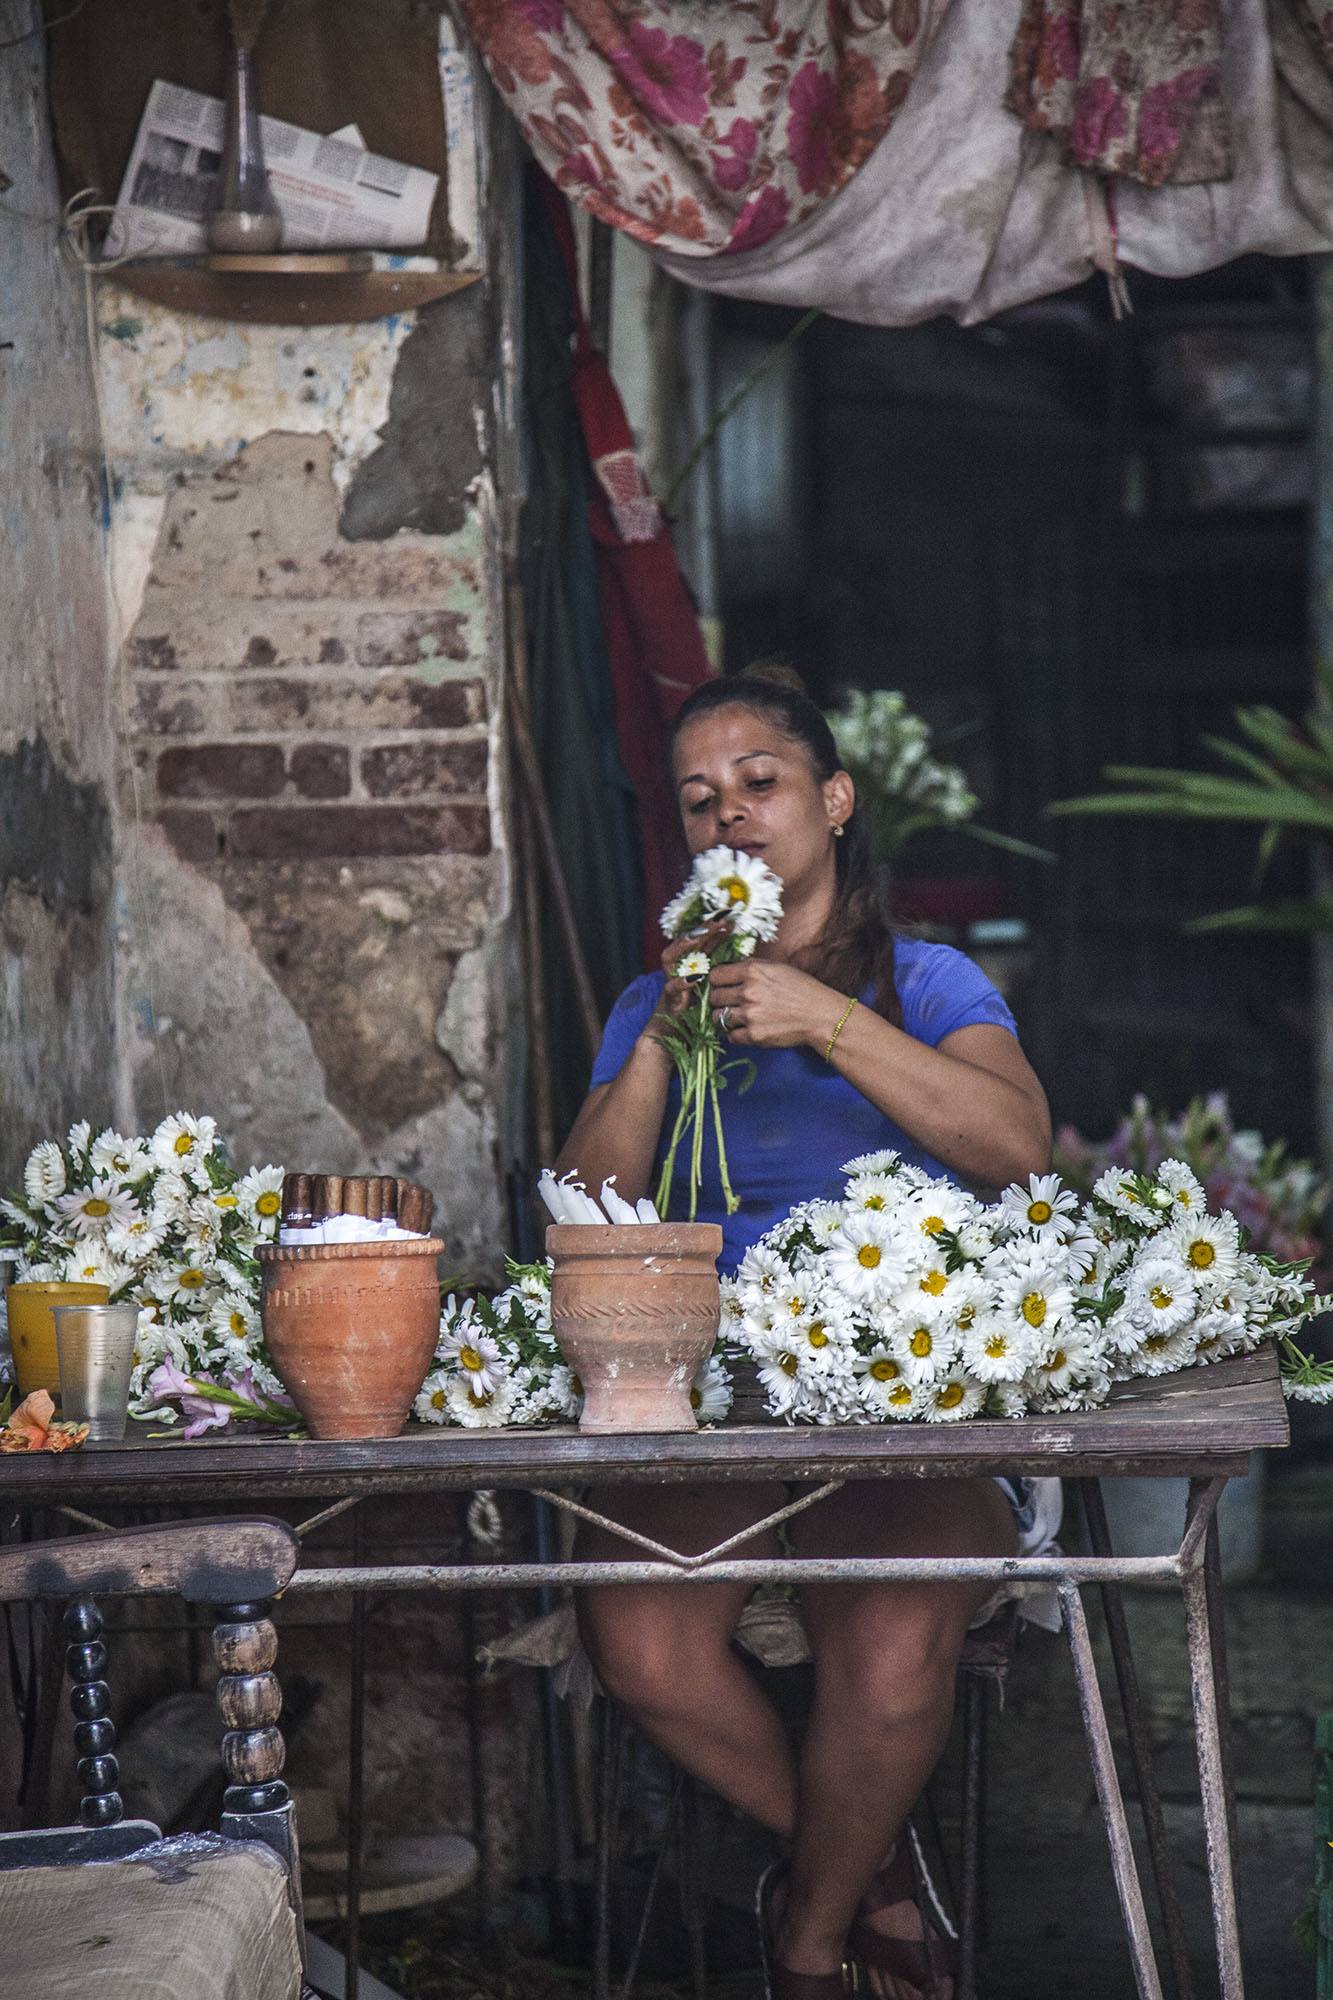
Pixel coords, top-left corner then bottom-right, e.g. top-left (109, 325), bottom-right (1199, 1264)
top-left (719, 1150), bottom-right (1330, 1423)
top-left (414, 1257), bottom-right (733, 1429)
top-left (2, 1118), bottom-right (288, 1430)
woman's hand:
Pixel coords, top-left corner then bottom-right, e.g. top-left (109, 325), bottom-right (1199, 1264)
top-left (707, 959), bottom-right (844, 1050)
top-left (636, 920), bottom-right (734, 1050)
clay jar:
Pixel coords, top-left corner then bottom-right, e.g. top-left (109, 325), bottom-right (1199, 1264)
top-left (548, 1223), bottom-right (723, 1434)
top-left (259, 1238), bottom-right (444, 1441)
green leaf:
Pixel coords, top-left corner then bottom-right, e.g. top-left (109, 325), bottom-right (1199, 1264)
top-left (1184, 897), bottom-right (1333, 935)
top-left (957, 822), bottom-right (1057, 863)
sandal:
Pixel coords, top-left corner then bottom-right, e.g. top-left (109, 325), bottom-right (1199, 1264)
top-left (756, 1859), bottom-right (858, 2000)
top-left (848, 1827), bottom-right (958, 2000)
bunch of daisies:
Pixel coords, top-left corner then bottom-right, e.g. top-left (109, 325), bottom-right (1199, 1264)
top-left (1, 1117), bottom-right (291, 1434)
top-left (414, 1256), bottom-right (733, 1429)
top-left (656, 845), bottom-right (784, 1220)
top-left (718, 1150), bottom-right (1331, 1424)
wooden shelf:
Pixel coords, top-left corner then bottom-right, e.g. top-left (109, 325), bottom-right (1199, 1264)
top-left (98, 255), bottom-right (481, 326)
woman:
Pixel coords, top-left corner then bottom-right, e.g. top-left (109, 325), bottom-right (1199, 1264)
top-left (557, 672), bottom-right (1053, 2000)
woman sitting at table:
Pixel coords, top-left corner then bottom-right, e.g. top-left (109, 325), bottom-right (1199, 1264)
top-left (557, 668), bottom-right (1054, 2000)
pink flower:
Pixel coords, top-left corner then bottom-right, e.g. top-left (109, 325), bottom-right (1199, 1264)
top-left (724, 183), bottom-right (790, 254)
top-left (1136, 66), bottom-right (1215, 170)
top-left (787, 61), bottom-right (838, 195)
top-left (1070, 75), bottom-right (1128, 163)
top-left (513, 0), bottom-right (564, 28)
top-left (613, 21), bottom-right (710, 128)
top-left (710, 117), bottom-right (757, 194)
top-left (146, 1358), bottom-right (232, 1439)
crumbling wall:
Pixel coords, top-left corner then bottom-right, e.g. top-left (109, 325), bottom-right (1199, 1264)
top-left (0, 21), bottom-right (116, 1177)
top-left (98, 282), bottom-right (514, 1275)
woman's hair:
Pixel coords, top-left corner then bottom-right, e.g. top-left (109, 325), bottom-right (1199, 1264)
top-left (670, 666), bottom-right (901, 1026)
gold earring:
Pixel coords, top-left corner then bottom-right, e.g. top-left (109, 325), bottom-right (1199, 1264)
top-left (832, 822), bottom-right (844, 838)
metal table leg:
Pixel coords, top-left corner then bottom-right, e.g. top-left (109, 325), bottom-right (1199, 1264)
top-left (345, 1504), bottom-right (366, 2000)
top-left (1182, 1482), bottom-right (1244, 2000)
top-left (1061, 1580), bottom-right (1165, 2000)
top-left (1080, 1477), bottom-right (1197, 2000)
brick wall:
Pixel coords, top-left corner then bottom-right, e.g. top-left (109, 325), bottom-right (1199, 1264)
top-left (125, 444), bottom-right (493, 874)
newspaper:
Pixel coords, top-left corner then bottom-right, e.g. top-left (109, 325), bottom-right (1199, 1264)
top-left (111, 79), bottom-right (438, 260)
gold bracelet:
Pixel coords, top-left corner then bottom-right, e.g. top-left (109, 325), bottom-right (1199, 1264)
top-left (823, 996), bottom-right (857, 1063)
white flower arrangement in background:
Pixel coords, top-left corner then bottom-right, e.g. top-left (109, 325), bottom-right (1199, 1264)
top-left (2, 1119), bottom-right (291, 1437)
top-left (719, 1151), bottom-right (1331, 1423)
top-left (656, 844), bottom-right (784, 1219)
top-left (827, 688), bottom-right (1051, 865)
top-left (414, 1256), bottom-right (734, 1429)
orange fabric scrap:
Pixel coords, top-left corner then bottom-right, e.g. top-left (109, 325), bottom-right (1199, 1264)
top-left (0, 1389), bottom-right (90, 1453)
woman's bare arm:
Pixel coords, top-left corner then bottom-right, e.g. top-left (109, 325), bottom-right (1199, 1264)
top-left (554, 1028), bottom-right (674, 1203)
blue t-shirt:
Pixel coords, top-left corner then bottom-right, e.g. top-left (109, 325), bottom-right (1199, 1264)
top-left (589, 935), bottom-right (1019, 1272)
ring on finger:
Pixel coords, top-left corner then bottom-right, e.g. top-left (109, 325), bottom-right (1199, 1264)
top-left (719, 1004), bottom-right (734, 1033)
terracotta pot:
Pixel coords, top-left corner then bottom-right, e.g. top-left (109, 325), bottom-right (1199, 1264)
top-left (548, 1223), bottom-right (723, 1434)
top-left (259, 1238), bottom-right (444, 1440)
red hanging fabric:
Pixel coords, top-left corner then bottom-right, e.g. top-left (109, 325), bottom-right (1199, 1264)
top-left (538, 175), bottom-right (714, 968)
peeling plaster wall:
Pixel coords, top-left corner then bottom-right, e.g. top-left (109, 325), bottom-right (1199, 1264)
top-left (99, 278), bottom-right (514, 1275)
top-left (0, 18), bottom-right (115, 1177)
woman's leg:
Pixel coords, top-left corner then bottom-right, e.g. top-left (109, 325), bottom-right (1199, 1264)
top-left (778, 1479), bottom-right (1018, 1997)
top-left (576, 1481), bottom-right (798, 1837)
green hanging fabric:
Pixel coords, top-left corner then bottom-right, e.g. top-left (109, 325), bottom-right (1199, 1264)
top-left (520, 171), bottom-right (644, 1141)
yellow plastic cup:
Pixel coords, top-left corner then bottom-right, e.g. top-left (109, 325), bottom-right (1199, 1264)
top-left (7, 1282), bottom-right (110, 1398)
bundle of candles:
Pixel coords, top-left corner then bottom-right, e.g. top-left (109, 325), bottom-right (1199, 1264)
top-left (537, 1170), bottom-right (661, 1226)
top-left (278, 1173), bottom-right (434, 1244)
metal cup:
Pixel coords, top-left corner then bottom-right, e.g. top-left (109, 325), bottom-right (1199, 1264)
top-left (51, 1303), bottom-right (140, 1442)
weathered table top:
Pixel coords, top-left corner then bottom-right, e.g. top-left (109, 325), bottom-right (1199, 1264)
top-left (0, 1349), bottom-right (1287, 1505)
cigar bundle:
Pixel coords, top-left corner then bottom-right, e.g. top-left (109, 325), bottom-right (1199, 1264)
top-left (278, 1173), bottom-right (434, 1243)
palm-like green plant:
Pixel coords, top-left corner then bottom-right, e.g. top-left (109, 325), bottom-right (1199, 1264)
top-left (1049, 664), bottom-right (1333, 932)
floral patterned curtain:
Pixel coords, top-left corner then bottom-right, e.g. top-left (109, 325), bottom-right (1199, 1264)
top-left (452, 0), bottom-right (1303, 262)
top-left (455, 0), bottom-right (952, 256)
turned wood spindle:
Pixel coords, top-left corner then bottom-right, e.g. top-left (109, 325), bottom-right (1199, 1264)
top-left (64, 1598), bottom-right (122, 1829)
top-left (213, 1601), bottom-right (289, 1814)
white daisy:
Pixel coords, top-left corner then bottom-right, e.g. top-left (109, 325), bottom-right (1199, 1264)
top-left (545, 1362), bottom-right (584, 1420)
top-left (445, 1372), bottom-right (518, 1428)
top-left (900, 1186), bottom-right (976, 1250)
top-left (107, 1212), bottom-right (168, 1265)
top-left (150, 1113), bottom-right (218, 1179)
top-left (995, 1244), bottom-right (1075, 1337)
top-left (998, 1172), bottom-right (1079, 1241)
top-left (856, 1352), bottom-right (921, 1420)
top-left (690, 1356), bottom-right (733, 1423)
top-left (922, 1372), bottom-right (986, 1422)
top-left (659, 883), bottom-right (704, 939)
top-left (842, 1148), bottom-right (903, 1178)
top-left (23, 1141), bottom-right (66, 1207)
top-left (1123, 1250), bottom-right (1198, 1338)
top-left (890, 1319), bottom-right (959, 1385)
top-left (52, 1179), bottom-right (138, 1239)
top-left (61, 1246), bottom-right (133, 1295)
top-left (844, 1172), bottom-right (899, 1215)
top-left (236, 1165), bottom-right (285, 1227)
top-left (1093, 1167), bottom-right (1164, 1230)
top-left (89, 1131), bottom-right (153, 1184)
top-left (150, 1174), bottom-right (194, 1228)
top-left (414, 1368), bottom-right (451, 1424)
top-left (1025, 1324), bottom-right (1103, 1400)
top-left (735, 1243), bottom-right (789, 1306)
top-left (676, 950), bottom-right (711, 981)
top-left (66, 1121), bottom-right (92, 1162)
top-left (987, 1380), bottom-right (1030, 1418)
top-left (207, 1294), bottom-right (259, 1346)
top-left (826, 1212), bottom-right (911, 1304)
top-left (1062, 1222), bottom-right (1102, 1283)
top-left (752, 1331), bottom-right (809, 1416)
top-left (693, 846), bottom-right (784, 941)
top-left (1133, 1322), bottom-right (1201, 1377)
top-left (718, 1276), bottom-right (747, 1334)
top-left (439, 1320), bottom-right (506, 1396)
top-left (895, 1254), bottom-right (963, 1318)
top-left (1157, 1159), bottom-right (1207, 1217)
top-left (961, 1314), bottom-right (1033, 1383)
top-left (164, 1259), bottom-right (216, 1306)
top-left (1167, 1210), bottom-right (1240, 1287)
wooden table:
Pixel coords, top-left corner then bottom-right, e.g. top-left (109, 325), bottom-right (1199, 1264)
top-left (0, 1347), bottom-right (1288, 2000)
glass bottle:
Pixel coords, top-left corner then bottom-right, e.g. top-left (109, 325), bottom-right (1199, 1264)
top-left (208, 44), bottom-right (282, 255)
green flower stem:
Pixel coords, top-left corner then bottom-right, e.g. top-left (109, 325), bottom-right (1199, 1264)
top-left (709, 1065), bottom-right (739, 1215)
